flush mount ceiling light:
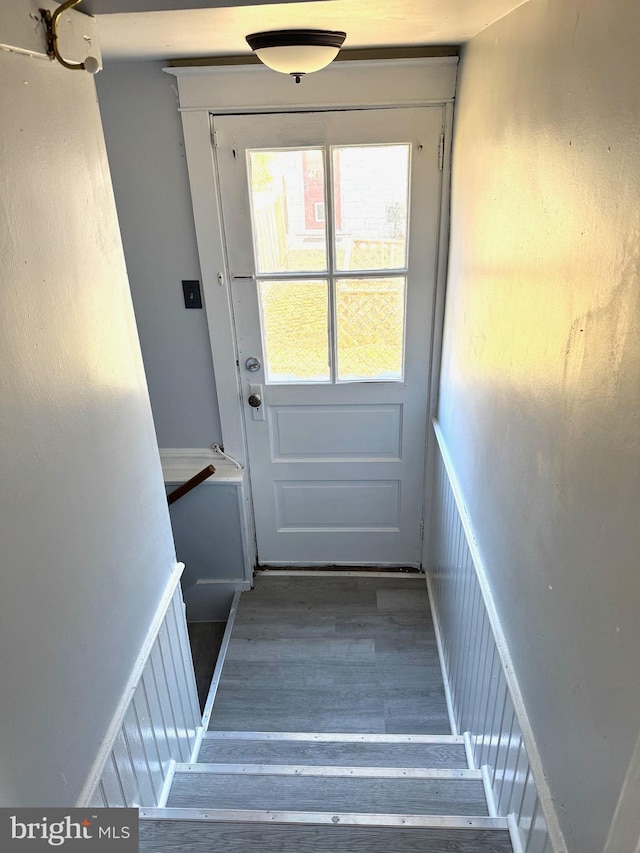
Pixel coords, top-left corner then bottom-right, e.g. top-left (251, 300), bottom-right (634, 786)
top-left (246, 29), bottom-right (347, 83)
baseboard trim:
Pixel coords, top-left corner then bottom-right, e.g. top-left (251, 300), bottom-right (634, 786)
top-left (77, 562), bottom-right (185, 807)
top-left (190, 589), bottom-right (242, 761)
top-left (425, 572), bottom-right (459, 735)
top-left (257, 562), bottom-right (421, 569)
top-left (603, 729), bottom-right (640, 853)
top-left (257, 569), bottom-right (422, 577)
top-left (462, 732), bottom-right (476, 770)
top-left (481, 765), bottom-right (499, 818)
top-left (507, 813), bottom-right (526, 853)
top-left (157, 759), bottom-right (177, 809)
top-left (432, 419), bottom-right (567, 853)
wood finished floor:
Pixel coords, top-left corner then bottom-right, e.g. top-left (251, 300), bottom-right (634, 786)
top-left (208, 576), bottom-right (450, 734)
top-left (140, 822), bottom-right (514, 853)
top-left (196, 738), bottom-right (467, 767)
top-left (167, 773), bottom-right (488, 814)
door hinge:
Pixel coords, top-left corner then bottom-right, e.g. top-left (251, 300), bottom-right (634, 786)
top-left (419, 520), bottom-right (425, 540)
top-left (212, 128), bottom-right (218, 148)
top-left (438, 133), bottom-right (445, 171)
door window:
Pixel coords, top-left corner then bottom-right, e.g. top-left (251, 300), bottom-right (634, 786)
top-left (258, 279), bottom-right (330, 383)
top-left (336, 276), bottom-right (406, 381)
top-left (247, 144), bottom-right (411, 385)
top-left (248, 149), bottom-right (328, 273)
top-left (333, 145), bottom-right (410, 272)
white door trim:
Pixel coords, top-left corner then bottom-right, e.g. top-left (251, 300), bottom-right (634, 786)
top-left (165, 57), bottom-right (457, 113)
top-left (175, 60), bottom-right (456, 568)
top-left (422, 99), bottom-right (454, 568)
top-left (179, 108), bottom-right (247, 465)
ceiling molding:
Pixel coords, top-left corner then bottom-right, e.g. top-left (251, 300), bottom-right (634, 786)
top-left (167, 45), bottom-right (459, 68)
top-left (164, 56), bottom-right (458, 113)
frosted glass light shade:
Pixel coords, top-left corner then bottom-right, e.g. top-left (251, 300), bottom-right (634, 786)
top-left (255, 44), bottom-right (341, 75)
top-left (246, 30), bottom-right (346, 80)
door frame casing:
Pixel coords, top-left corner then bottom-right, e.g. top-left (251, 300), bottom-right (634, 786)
top-left (168, 58), bottom-right (457, 568)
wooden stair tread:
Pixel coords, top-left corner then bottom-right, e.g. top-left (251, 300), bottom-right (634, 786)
top-left (140, 818), bottom-right (512, 853)
top-left (198, 737), bottom-right (467, 768)
top-left (166, 772), bottom-right (489, 815)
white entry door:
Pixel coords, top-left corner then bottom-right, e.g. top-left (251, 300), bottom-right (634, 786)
top-left (214, 108), bottom-right (444, 566)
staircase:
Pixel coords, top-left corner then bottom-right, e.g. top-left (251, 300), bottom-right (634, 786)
top-left (140, 731), bottom-right (513, 851)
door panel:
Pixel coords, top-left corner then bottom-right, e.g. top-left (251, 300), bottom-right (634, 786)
top-left (275, 480), bottom-right (401, 531)
top-left (269, 405), bottom-right (402, 460)
top-left (214, 108), bottom-right (443, 565)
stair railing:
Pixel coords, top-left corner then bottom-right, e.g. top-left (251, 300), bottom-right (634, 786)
top-left (167, 465), bottom-right (216, 506)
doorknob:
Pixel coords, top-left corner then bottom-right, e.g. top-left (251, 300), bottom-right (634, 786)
top-left (248, 384), bottom-right (265, 421)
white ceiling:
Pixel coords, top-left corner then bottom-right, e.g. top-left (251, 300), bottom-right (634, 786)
top-left (93, 0), bottom-right (528, 62)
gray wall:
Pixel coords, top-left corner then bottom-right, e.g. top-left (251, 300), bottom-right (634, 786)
top-left (167, 484), bottom-right (245, 592)
top-left (0, 45), bottom-right (178, 805)
top-left (96, 61), bottom-right (222, 448)
top-left (438, 1), bottom-right (640, 851)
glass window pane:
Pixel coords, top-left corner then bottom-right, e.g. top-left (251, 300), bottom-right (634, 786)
top-left (248, 150), bottom-right (327, 273)
top-left (336, 277), bottom-right (406, 382)
top-left (333, 145), bottom-right (410, 272)
top-left (259, 279), bottom-right (330, 383)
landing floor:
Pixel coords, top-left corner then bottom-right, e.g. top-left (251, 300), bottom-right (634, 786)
top-left (208, 574), bottom-right (450, 734)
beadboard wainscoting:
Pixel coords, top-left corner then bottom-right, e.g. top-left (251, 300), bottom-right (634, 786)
top-left (427, 422), bottom-right (563, 853)
top-left (82, 566), bottom-right (202, 808)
